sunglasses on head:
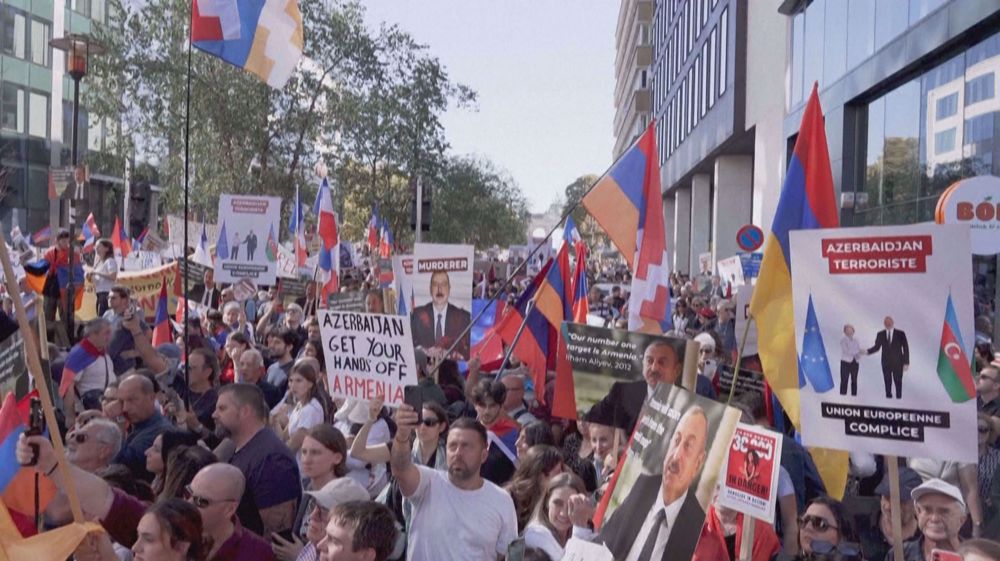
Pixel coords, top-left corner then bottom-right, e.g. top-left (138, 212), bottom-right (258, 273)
top-left (184, 485), bottom-right (236, 509)
top-left (420, 418), bottom-right (441, 427)
top-left (799, 514), bottom-right (838, 532)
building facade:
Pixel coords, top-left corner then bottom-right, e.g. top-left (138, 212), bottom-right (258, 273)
top-left (612, 0), bottom-right (653, 159)
top-left (647, 0), bottom-right (787, 274)
top-left (783, 0), bottom-right (1000, 312)
top-left (1, 0), bottom-right (129, 237)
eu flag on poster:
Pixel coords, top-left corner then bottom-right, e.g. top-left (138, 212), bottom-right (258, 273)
top-left (799, 294), bottom-right (834, 393)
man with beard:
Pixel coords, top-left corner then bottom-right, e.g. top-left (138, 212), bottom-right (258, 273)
top-left (587, 339), bottom-right (715, 433)
top-left (600, 405), bottom-right (710, 561)
top-left (213, 383), bottom-right (301, 537)
top-left (390, 410), bottom-right (517, 561)
top-left (410, 270), bottom-right (471, 358)
top-left (112, 374), bottom-right (174, 482)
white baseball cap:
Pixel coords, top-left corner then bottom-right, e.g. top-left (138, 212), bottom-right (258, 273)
top-left (910, 478), bottom-right (966, 511)
top-left (305, 478), bottom-right (369, 510)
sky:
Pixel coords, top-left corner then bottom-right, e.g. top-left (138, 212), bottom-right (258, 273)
top-left (360, 1), bottom-right (619, 214)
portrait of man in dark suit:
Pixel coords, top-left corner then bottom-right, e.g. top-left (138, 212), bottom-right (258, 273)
top-left (60, 165), bottom-right (90, 226)
top-left (586, 339), bottom-right (683, 433)
top-left (600, 404), bottom-right (709, 561)
top-left (410, 270), bottom-right (471, 358)
top-left (866, 315), bottom-right (909, 399)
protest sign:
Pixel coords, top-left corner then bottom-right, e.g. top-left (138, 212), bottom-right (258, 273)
top-left (318, 310), bottom-right (418, 406)
top-left (215, 195), bottom-right (281, 285)
top-left (739, 252), bottom-right (763, 280)
top-left (77, 262), bottom-right (178, 322)
top-left (698, 252), bottom-right (713, 275)
top-left (597, 384), bottom-right (740, 561)
top-left (167, 215), bottom-right (218, 251)
top-left (735, 286), bottom-right (758, 356)
top-left (122, 250), bottom-right (162, 271)
top-left (716, 364), bottom-right (766, 401)
top-left (717, 423), bottom-right (783, 522)
top-left (411, 243), bottom-right (474, 359)
top-left (790, 224), bottom-right (977, 462)
top-left (717, 255), bottom-right (745, 288)
top-left (561, 323), bottom-right (698, 419)
top-left (328, 292), bottom-right (367, 313)
top-left (0, 331), bottom-right (27, 398)
top-left (276, 244), bottom-right (299, 279)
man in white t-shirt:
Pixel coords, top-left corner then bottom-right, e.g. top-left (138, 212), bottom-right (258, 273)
top-left (391, 408), bottom-right (517, 561)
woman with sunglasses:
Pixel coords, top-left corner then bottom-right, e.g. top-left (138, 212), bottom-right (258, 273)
top-left (797, 495), bottom-right (859, 559)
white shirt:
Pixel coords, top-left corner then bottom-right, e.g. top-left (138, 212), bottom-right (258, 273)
top-left (886, 328), bottom-right (894, 343)
top-left (288, 398), bottom-right (324, 436)
top-left (840, 336), bottom-right (861, 362)
top-left (342, 418), bottom-right (390, 495)
top-left (523, 523), bottom-right (564, 561)
top-left (625, 490), bottom-right (689, 561)
top-left (93, 258), bottom-right (118, 293)
top-left (433, 307), bottom-right (448, 339)
top-left (405, 465), bottom-right (517, 561)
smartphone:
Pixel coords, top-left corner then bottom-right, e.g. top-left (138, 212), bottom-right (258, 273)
top-left (403, 385), bottom-right (423, 422)
top-left (931, 550), bottom-right (961, 561)
top-left (506, 538), bottom-right (526, 561)
top-left (21, 397), bottom-right (43, 466)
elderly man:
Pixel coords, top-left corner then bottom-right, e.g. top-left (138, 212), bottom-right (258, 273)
top-left (887, 478), bottom-right (967, 561)
top-left (500, 374), bottom-right (537, 426)
top-left (601, 405), bottom-right (710, 561)
top-left (238, 348), bottom-right (282, 409)
top-left (113, 373), bottom-right (173, 481)
top-left (60, 317), bottom-right (115, 425)
top-left (213, 383), bottom-right (301, 536)
top-left (16, 432), bottom-right (277, 561)
top-left (587, 339), bottom-right (715, 432)
top-left (66, 417), bottom-right (122, 473)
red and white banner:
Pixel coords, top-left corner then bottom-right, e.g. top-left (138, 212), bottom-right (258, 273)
top-left (717, 423), bottom-right (783, 522)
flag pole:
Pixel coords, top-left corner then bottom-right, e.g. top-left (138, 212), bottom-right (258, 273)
top-left (0, 228), bottom-right (84, 523)
top-left (427, 130), bottom-right (651, 379)
top-left (493, 301), bottom-right (534, 381)
top-left (182, 9), bottom-right (193, 406)
top-left (726, 315), bottom-right (755, 405)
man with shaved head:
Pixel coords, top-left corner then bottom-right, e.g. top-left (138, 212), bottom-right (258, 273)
top-left (113, 373), bottom-right (173, 481)
top-left (15, 435), bottom-right (277, 561)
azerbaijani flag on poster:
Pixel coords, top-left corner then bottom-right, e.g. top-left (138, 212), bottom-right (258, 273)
top-left (265, 223), bottom-right (278, 262)
top-left (937, 292), bottom-right (975, 403)
top-left (190, 0), bottom-right (304, 88)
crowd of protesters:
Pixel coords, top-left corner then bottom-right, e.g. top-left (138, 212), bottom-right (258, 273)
top-left (7, 232), bottom-right (1000, 561)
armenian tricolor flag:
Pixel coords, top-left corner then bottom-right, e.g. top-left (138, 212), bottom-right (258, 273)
top-left (58, 339), bottom-right (105, 398)
top-left (748, 83), bottom-right (848, 497)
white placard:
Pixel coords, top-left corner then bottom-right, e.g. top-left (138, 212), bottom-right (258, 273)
top-left (791, 224), bottom-right (977, 462)
top-left (319, 310), bottom-right (418, 406)
top-left (411, 243), bottom-right (474, 359)
top-left (215, 195), bottom-right (281, 285)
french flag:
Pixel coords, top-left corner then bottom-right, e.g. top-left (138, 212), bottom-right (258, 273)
top-left (367, 206), bottom-right (380, 252)
top-left (290, 186), bottom-right (308, 268)
top-left (81, 213), bottom-right (100, 253)
top-left (313, 178), bottom-right (339, 303)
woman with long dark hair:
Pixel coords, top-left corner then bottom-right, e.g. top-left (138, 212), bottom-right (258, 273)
top-left (796, 495), bottom-right (859, 559)
top-left (89, 238), bottom-right (118, 317)
top-left (134, 498), bottom-right (211, 561)
top-left (523, 473), bottom-right (587, 560)
top-left (506, 445), bottom-right (565, 532)
top-left (272, 361), bottom-right (332, 454)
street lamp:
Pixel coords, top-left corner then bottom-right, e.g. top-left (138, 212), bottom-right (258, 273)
top-left (50, 33), bottom-right (105, 341)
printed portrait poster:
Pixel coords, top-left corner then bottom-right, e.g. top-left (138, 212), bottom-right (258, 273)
top-left (215, 195), bottom-right (281, 286)
top-left (717, 255), bottom-right (746, 288)
top-left (318, 310), bottom-right (419, 406)
top-left (562, 323), bottom-right (699, 426)
top-left (717, 423), bottom-right (783, 522)
top-left (790, 224), bottom-right (977, 462)
top-left (411, 243), bottom-right (474, 359)
top-left (597, 384), bottom-right (740, 561)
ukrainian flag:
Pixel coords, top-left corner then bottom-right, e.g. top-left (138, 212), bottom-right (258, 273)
top-left (749, 83), bottom-right (848, 498)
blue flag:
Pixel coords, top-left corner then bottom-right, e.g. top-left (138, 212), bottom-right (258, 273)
top-left (216, 220), bottom-right (229, 261)
top-left (799, 294), bottom-right (834, 392)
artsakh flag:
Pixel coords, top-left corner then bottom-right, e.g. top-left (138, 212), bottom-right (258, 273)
top-left (265, 223), bottom-right (278, 262)
top-left (937, 292), bottom-right (976, 403)
top-left (151, 280), bottom-right (172, 347)
top-left (583, 121), bottom-right (671, 333)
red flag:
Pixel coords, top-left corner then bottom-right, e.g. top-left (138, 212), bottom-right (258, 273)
top-left (151, 280), bottom-right (171, 346)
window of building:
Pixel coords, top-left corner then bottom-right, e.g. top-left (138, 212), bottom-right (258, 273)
top-left (803, 0), bottom-right (825, 93)
top-left (1, 7), bottom-right (26, 59)
top-left (824, 0), bottom-right (847, 86)
top-left (719, 7), bottom-right (728, 96)
top-left (966, 73), bottom-right (995, 105)
top-left (27, 91), bottom-right (47, 138)
top-left (701, 41), bottom-right (709, 117)
top-left (908, 0), bottom-right (946, 25)
top-left (874, 1), bottom-right (908, 51)
top-left (964, 114), bottom-right (994, 146)
top-left (936, 93), bottom-right (958, 120)
top-left (701, 0), bottom-right (709, 27)
top-left (1, 83), bottom-right (25, 133)
top-left (934, 128), bottom-right (956, 155)
top-left (791, 11), bottom-right (804, 106)
top-left (30, 19), bottom-right (49, 67)
top-left (846, 0), bottom-right (876, 71)
top-left (72, 0), bottom-right (91, 18)
top-left (708, 27), bottom-right (716, 109)
top-left (694, 55), bottom-right (701, 126)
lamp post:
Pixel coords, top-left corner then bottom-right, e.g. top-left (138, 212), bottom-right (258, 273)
top-left (50, 33), bottom-right (104, 341)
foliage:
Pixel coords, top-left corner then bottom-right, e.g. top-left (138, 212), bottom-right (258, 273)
top-left (562, 174), bottom-right (609, 248)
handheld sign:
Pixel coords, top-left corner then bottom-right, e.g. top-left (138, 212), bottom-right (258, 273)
top-left (736, 224), bottom-right (764, 252)
top-left (717, 423), bottom-right (783, 522)
top-left (319, 310), bottom-right (418, 406)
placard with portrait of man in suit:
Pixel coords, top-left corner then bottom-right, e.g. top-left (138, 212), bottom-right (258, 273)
top-left (411, 243), bottom-right (474, 360)
top-left (598, 384), bottom-right (740, 561)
